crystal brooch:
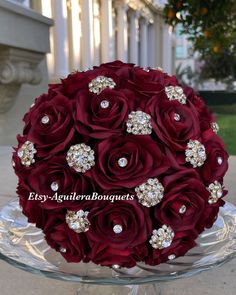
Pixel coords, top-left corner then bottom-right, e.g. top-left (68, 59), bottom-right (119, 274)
top-left (66, 210), bottom-right (90, 233)
top-left (207, 181), bottom-right (223, 204)
top-left (165, 86), bottom-right (187, 104)
top-left (88, 76), bottom-right (116, 94)
top-left (150, 225), bottom-right (175, 249)
top-left (135, 178), bottom-right (164, 207)
top-left (66, 144), bottom-right (95, 173)
top-left (211, 122), bottom-right (219, 134)
top-left (185, 140), bottom-right (206, 168)
top-left (17, 141), bottom-right (37, 167)
top-left (126, 111), bottom-right (152, 135)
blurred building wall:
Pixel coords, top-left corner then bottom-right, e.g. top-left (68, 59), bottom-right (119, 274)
top-left (30, 0), bottom-right (175, 82)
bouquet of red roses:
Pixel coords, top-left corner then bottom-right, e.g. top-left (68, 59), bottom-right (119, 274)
top-left (13, 61), bottom-right (228, 268)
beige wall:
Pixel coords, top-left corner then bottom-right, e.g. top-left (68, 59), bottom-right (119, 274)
top-left (0, 58), bottom-right (49, 146)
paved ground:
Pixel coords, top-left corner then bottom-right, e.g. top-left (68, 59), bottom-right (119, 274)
top-left (0, 146), bottom-right (235, 295)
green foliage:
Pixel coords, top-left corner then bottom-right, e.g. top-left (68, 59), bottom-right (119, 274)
top-left (164, 0), bottom-right (236, 82)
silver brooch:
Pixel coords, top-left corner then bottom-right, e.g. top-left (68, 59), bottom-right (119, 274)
top-left (185, 140), bottom-right (206, 168)
top-left (88, 76), bottom-right (116, 94)
top-left (66, 210), bottom-right (90, 233)
top-left (207, 181), bottom-right (223, 204)
top-left (149, 225), bottom-right (175, 249)
top-left (126, 111), bottom-right (152, 135)
top-left (66, 144), bottom-right (95, 173)
top-left (135, 178), bottom-right (164, 207)
top-left (17, 141), bottom-right (37, 167)
top-left (211, 122), bottom-right (219, 134)
top-left (165, 86), bottom-right (187, 104)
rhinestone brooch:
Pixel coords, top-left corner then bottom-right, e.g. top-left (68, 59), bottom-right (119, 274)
top-left (165, 86), bottom-right (187, 104)
top-left (135, 178), bottom-right (164, 207)
top-left (126, 111), bottom-right (152, 135)
top-left (211, 122), bottom-right (219, 134)
top-left (88, 76), bottom-right (116, 94)
top-left (185, 140), bottom-right (206, 168)
top-left (17, 141), bottom-right (37, 167)
top-left (66, 210), bottom-right (90, 233)
top-left (66, 144), bottom-right (95, 173)
top-left (207, 181), bottom-right (223, 204)
top-left (150, 225), bottom-right (175, 249)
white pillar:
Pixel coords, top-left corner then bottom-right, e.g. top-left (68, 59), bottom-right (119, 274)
top-left (81, 0), bottom-right (94, 69)
top-left (140, 18), bottom-right (148, 67)
top-left (162, 25), bottom-right (173, 74)
top-left (53, 0), bottom-right (69, 78)
top-left (115, 0), bottom-right (128, 62)
top-left (93, 0), bottom-right (101, 65)
top-left (153, 14), bottom-right (163, 68)
top-left (69, 0), bottom-right (81, 71)
top-left (148, 23), bottom-right (156, 67)
top-left (128, 10), bottom-right (139, 64)
top-left (101, 0), bottom-right (114, 62)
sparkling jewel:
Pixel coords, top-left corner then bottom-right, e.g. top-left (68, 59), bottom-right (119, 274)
top-left (66, 143), bottom-right (95, 173)
top-left (149, 225), bottom-right (175, 249)
top-left (41, 115), bottom-right (50, 124)
top-left (211, 122), bottom-right (219, 134)
top-left (112, 264), bottom-right (120, 269)
top-left (185, 140), bottom-right (207, 168)
top-left (165, 86), bottom-right (187, 104)
top-left (118, 157), bottom-right (128, 168)
top-left (100, 99), bottom-right (110, 109)
top-left (142, 67), bottom-right (150, 72)
top-left (126, 111), bottom-right (152, 135)
top-left (174, 113), bottom-right (181, 121)
top-left (59, 247), bottom-right (67, 253)
top-left (66, 210), bottom-right (90, 233)
top-left (207, 181), bottom-right (223, 204)
top-left (217, 157), bottom-right (223, 165)
top-left (168, 254), bottom-right (176, 260)
top-left (179, 205), bottom-right (186, 214)
top-left (51, 181), bottom-right (59, 192)
top-left (17, 141), bottom-right (37, 167)
top-left (135, 178), bottom-right (164, 207)
top-left (113, 224), bottom-right (123, 234)
top-left (88, 76), bottom-right (116, 94)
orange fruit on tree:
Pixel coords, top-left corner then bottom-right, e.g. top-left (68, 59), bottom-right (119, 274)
top-left (213, 46), bottom-right (220, 53)
top-left (200, 7), bottom-right (208, 15)
top-left (204, 30), bottom-right (211, 38)
top-left (167, 9), bottom-right (176, 20)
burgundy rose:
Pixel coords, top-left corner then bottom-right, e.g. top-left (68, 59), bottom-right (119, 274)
top-left (23, 93), bottom-right (75, 158)
top-left (146, 94), bottom-right (201, 151)
top-left (44, 214), bottom-right (89, 263)
top-left (154, 169), bottom-right (224, 234)
top-left (92, 135), bottom-right (170, 189)
top-left (146, 231), bottom-right (196, 265)
top-left (201, 130), bottom-right (229, 183)
top-left (74, 88), bottom-right (135, 139)
top-left (18, 155), bottom-right (95, 210)
top-left (80, 200), bottom-right (150, 267)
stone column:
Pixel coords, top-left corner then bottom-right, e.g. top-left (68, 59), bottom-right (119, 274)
top-left (93, 0), bottom-right (101, 66)
top-left (80, 0), bottom-right (94, 69)
top-left (162, 24), bottom-right (173, 74)
top-left (128, 10), bottom-right (139, 64)
top-left (68, 0), bottom-right (81, 71)
top-left (53, 0), bottom-right (69, 77)
top-left (115, 0), bottom-right (128, 62)
top-left (139, 18), bottom-right (148, 67)
top-left (100, 0), bottom-right (113, 62)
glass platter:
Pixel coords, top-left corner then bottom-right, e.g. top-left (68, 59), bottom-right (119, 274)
top-left (0, 198), bottom-right (236, 295)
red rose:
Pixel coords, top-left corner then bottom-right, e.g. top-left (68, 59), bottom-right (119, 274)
top-left (201, 130), bottom-right (229, 183)
top-left (145, 231), bottom-right (196, 265)
top-left (23, 93), bottom-right (75, 158)
top-left (92, 135), bottom-right (170, 189)
top-left (74, 88), bottom-right (135, 139)
top-left (146, 94), bottom-right (201, 151)
top-left (154, 169), bottom-right (224, 234)
top-left (81, 200), bottom-right (150, 267)
top-left (18, 155), bottom-right (95, 210)
top-left (44, 214), bottom-right (89, 263)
